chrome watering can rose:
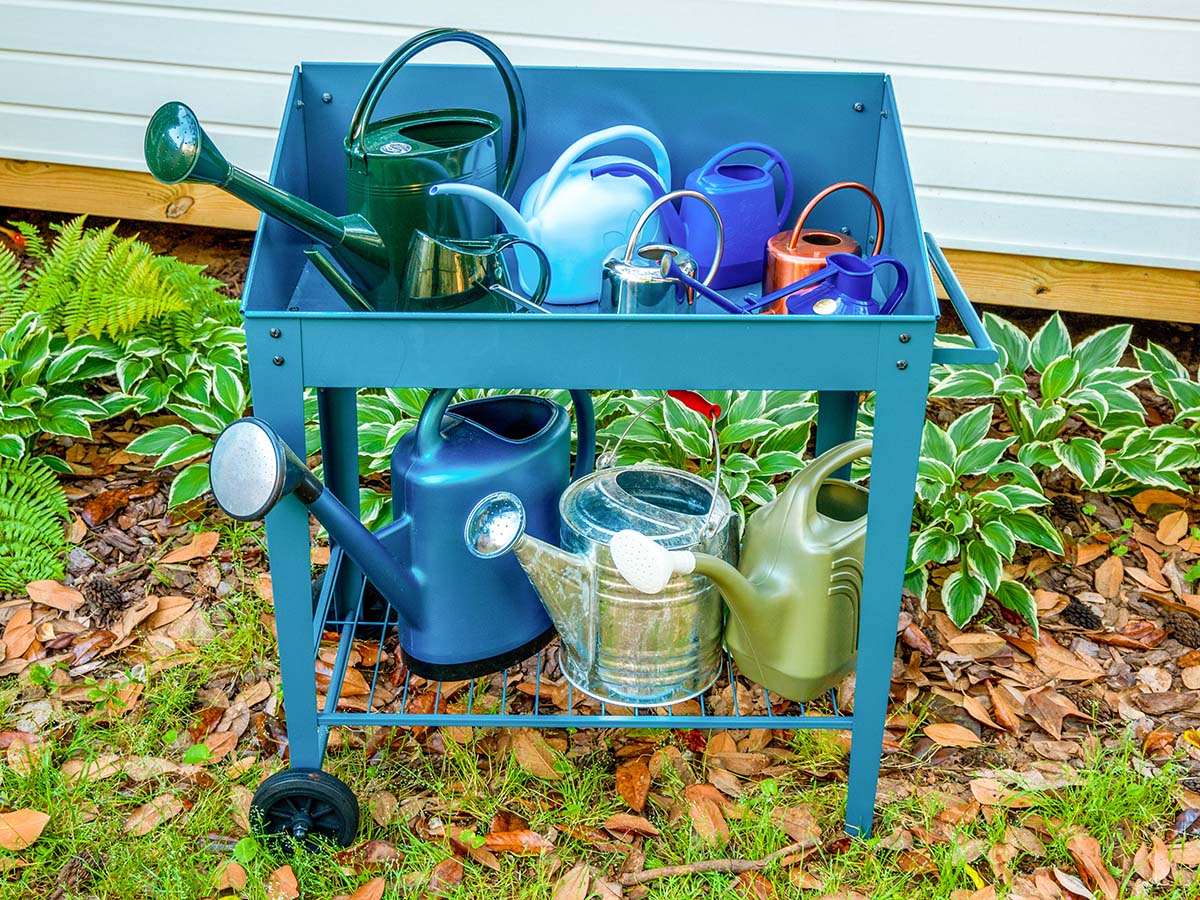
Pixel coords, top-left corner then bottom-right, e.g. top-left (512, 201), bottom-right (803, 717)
top-left (464, 391), bottom-right (736, 706)
top-left (761, 181), bottom-right (884, 313)
top-left (611, 439), bottom-right (872, 702)
top-left (143, 28), bottom-right (527, 311)
top-left (207, 387), bottom-right (595, 680)
top-left (429, 125), bottom-right (671, 304)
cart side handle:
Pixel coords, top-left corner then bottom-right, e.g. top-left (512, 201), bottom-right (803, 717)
top-left (927, 232), bottom-right (998, 366)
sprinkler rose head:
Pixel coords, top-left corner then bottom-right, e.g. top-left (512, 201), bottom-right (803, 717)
top-left (209, 418), bottom-right (322, 521)
top-left (464, 491), bottom-right (526, 559)
top-left (610, 529), bottom-right (696, 594)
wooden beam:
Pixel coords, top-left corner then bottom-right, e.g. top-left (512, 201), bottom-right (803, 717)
top-left (0, 157), bottom-right (259, 230)
top-left (938, 248), bottom-right (1200, 324)
top-left (3, 158), bottom-right (1196, 323)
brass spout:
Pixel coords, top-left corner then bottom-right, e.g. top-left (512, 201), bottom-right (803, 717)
top-left (144, 102), bottom-right (388, 295)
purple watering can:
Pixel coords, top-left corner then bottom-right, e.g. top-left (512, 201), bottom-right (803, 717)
top-left (682, 143), bottom-right (794, 289)
top-left (661, 252), bottom-right (908, 316)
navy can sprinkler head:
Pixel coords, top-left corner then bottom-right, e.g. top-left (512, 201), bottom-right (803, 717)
top-left (208, 417), bottom-right (323, 521)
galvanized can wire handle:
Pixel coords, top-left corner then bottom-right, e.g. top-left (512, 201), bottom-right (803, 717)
top-left (623, 190), bottom-right (724, 286)
top-left (598, 391), bottom-right (724, 535)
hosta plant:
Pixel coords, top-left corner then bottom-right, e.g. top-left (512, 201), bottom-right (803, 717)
top-left (907, 404), bottom-right (1063, 634)
top-left (595, 390), bottom-right (819, 523)
top-left (929, 312), bottom-right (1146, 489)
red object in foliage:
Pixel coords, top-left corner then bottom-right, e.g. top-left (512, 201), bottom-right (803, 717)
top-left (667, 390), bottom-right (722, 421)
top-left (0, 225), bottom-right (25, 250)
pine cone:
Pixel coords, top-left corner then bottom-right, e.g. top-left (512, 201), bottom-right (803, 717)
top-left (1052, 494), bottom-right (1081, 519)
top-left (1167, 612), bottom-right (1200, 649)
top-left (1061, 597), bottom-right (1102, 630)
top-left (82, 578), bottom-right (126, 627)
top-left (978, 597), bottom-right (1007, 628)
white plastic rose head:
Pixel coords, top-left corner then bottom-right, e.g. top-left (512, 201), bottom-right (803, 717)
top-left (610, 529), bottom-right (695, 594)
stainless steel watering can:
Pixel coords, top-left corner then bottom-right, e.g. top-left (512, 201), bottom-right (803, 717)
top-left (600, 191), bottom-right (724, 314)
top-left (611, 440), bottom-right (872, 702)
top-left (430, 125), bottom-right (671, 304)
top-left (464, 391), bottom-right (737, 706)
top-left (143, 28), bottom-right (526, 311)
top-left (207, 388), bottom-right (595, 680)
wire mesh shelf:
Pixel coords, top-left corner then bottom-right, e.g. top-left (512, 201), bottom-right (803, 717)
top-left (311, 547), bottom-right (852, 733)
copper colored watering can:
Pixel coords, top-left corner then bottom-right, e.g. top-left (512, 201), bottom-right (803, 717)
top-left (761, 182), bottom-right (883, 314)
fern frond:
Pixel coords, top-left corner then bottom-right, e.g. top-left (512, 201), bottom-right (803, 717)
top-left (0, 245), bottom-right (24, 331)
top-left (0, 456), bottom-right (69, 591)
top-left (9, 221), bottom-right (47, 261)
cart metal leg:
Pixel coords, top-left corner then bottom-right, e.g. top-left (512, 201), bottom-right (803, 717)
top-left (248, 327), bottom-right (322, 769)
top-left (816, 390), bottom-right (860, 479)
top-left (843, 365), bottom-right (928, 837)
top-left (317, 388), bottom-right (361, 623)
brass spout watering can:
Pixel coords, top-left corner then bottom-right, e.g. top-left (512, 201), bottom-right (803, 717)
top-left (143, 27), bottom-right (526, 311)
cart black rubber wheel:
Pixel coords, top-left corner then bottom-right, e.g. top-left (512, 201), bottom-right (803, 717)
top-left (250, 768), bottom-right (359, 849)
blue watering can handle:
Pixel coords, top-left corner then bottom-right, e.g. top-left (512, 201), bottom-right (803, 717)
top-left (869, 255), bottom-right (909, 315)
top-left (347, 29), bottom-right (527, 197)
top-left (925, 232), bottom-right (999, 365)
top-left (529, 125), bottom-right (671, 216)
top-left (415, 388), bottom-right (596, 480)
top-left (697, 142), bottom-right (795, 229)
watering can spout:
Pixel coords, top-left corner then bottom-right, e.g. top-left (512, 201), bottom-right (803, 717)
top-left (144, 102), bottom-right (389, 296)
top-left (464, 492), bottom-right (595, 666)
top-left (206, 418), bottom-right (416, 628)
top-left (428, 184), bottom-right (534, 243)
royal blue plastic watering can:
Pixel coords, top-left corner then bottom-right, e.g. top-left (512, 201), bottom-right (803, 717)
top-left (681, 143), bottom-right (794, 289)
top-left (430, 125), bottom-right (670, 304)
top-left (662, 251), bottom-right (908, 316)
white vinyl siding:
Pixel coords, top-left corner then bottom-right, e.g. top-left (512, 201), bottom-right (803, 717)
top-left (1, 0), bottom-right (1197, 269)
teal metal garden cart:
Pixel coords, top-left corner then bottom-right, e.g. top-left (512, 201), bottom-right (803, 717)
top-left (238, 60), bottom-right (995, 844)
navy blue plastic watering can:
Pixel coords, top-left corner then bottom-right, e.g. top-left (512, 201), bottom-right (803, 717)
top-left (662, 251), bottom-right (908, 316)
top-left (681, 143), bottom-right (794, 289)
top-left (206, 390), bottom-right (596, 680)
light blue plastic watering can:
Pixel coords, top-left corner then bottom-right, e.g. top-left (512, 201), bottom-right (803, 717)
top-left (429, 125), bottom-right (671, 304)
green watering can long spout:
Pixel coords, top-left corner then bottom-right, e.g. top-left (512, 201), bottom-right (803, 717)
top-left (145, 101), bottom-right (388, 308)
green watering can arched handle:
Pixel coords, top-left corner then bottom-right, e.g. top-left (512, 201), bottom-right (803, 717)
top-left (416, 389), bottom-right (596, 481)
top-left (802, 438), bottom-right (873, 526)
top-left (346, 28), bottom-right (527, 196)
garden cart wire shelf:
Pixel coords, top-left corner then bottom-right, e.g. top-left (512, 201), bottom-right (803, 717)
top-left (239, 60), bottom-right (995, 844)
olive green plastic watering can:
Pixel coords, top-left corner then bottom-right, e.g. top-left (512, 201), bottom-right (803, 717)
top-left (142, 27), bottom-right (526, 311)
top-left (611, 439), bottom-right (871, 702)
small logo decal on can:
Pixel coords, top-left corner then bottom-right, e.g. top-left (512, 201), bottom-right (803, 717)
top-left (813, 298), bottom-right (839, 315)
top-left (379, 141), bottom-right (413, 155)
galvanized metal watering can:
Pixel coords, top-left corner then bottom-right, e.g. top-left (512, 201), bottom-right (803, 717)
top-left (207, 389), bottom-right (595, 680)
top-left (430, 125), bottom-right (671, 304)
top-left (600, 190), bottom-right (724, 314)
top-left (761, 181), bottom-right (884, 314)
top-left (464, 391), bottom-right (737, 706)
top-left (143, 28), bottom-right (526, 311)
top-left (681, 142), bottom-right (794, 289)
top-left (611, 439), bottom-right (872, 702)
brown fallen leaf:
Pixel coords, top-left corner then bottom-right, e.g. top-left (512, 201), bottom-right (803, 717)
top-left (708, 752), bottom-right (770, 776)
top-left (428, 858), bottom-right (463, 895)
top-left (687, 794), bottom-right (730, 847)
top-left (123, 794), bottom-right (184, 836)
top-left (616, 757), bottom-right (651, 812)
top-left (949, 633), bottom-right (1008, 659)
top-left (1074, 544), bottom-right (1107, 566)
top-left (24, 581), bottom-right (84, 612)
top-left (969, 778), bottom-right (1035, 809)
top-left (962, 693), bottom-right (1003, 731)
top-left (1066, 830), bottom-right (1119, 899)
top-left (202, 731), bottom-right (239, 763)
top-left (348, 876), bottom-right (385, 900)
top-left (67, 515), bottom-right (87, 544)
top-left (901, 622), bottom-right (933, 655)
top-left (334, 839), bottom-right (403, 874)
top-left (769, 805), bottom-right (820, 843)
top-left (215, 861), bottom-right (247, 892)
top-left (160, 531), bottom-right (220, 565)
top-left (482, 830), bottom-right (554, 854)
top-left (1158, 510), bottom-right (1190, 546)
top-left (369, 791), bottom-right (399, 827)
top-left (511, 729), bottom-right (563, 780)
top-left (0, 809), bottom-right (50, 851)
top-left (82, 488), bottom-right (129, 527)
top-left (603, 813), bottom-right (660, 838)
top-left (923, 723), bottom-right (983, 748)
top-left (733, 871), bottom-right (776, 898)
top-left (551, 862), bottom-right (592, 900)
top-left (144, 596), bottom-right (193, 630)
top-left (267, 864), bottom-right (300, 900)
top-left (1132, 489), bottom-right (1188, 514)
top-left (1026, 687), bottom-right (1090, 741)
top-left (311, 545), bottom-right (331, 566)
top-left (3, 608), bottom-right (35, 660)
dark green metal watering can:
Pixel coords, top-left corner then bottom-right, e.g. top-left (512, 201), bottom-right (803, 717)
top-left (142, 27), bottom-right (526, 311)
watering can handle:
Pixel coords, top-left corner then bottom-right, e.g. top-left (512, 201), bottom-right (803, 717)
top-left (416, 388), bottom-right (596, 480)
top-left (492, 234), bottom-right (552, 307)
top-left (346, 29), bottom-right (527, 197)
top-left (624, 190), bottom-right (724, 287)
top-left (787, 181), bottom-right (883, 254)
top-left (868, 255), bottom-right (909, 315)
top-left (530, 126), bottom-right (671, 216)
top-left (801, 439), bottom-right (873, 531)
top-left (696, 142), bottom-right (795, 229)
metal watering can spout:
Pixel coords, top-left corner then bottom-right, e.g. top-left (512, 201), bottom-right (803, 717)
top-left (207, 418), bottom-right (417, 628)
top-left (465, 492), bottom-right (596, 667)
top-left (144, 102), bottom-right (390, 299)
